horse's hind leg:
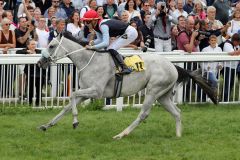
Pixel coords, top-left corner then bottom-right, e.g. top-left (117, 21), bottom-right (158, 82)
top-left (113, 94), bottom-right (155, 140)
top-left (39, 97), bottom-right (82, 131)
top-left (157, 90), bottom-right (182, 137)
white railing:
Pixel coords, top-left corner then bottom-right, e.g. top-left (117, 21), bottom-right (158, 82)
top-left (1, 49), bottom-right (240, 109)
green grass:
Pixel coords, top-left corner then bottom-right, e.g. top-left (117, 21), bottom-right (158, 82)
top-left (1, 104), bottom-right (240, 160)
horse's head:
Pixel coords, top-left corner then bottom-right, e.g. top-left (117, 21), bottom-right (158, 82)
top-left (38, 34), bottom-right (68, 69)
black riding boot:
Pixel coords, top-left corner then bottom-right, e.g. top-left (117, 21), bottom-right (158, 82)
top-left (109, 49), bottom-right (132, 74)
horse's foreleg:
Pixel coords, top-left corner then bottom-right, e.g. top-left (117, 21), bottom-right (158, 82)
top-left (71, 87), bottom-right (99, 129)
top-left (113, 95), bottom-right (155, 140)
top-left (39, 97), bottom-right (82, 131)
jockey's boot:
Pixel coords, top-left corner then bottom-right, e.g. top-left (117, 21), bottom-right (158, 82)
top-left (109, 49), bottom-right (132, 74)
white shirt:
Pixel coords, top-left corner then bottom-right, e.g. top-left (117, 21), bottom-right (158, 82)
top-left (17, 2), bottom-right (36, 18)
top-left (67, 23), bottom-right (81, 36)
top-left (227, 19), bottom-right (240, 37)
top-left (201, 45), bottom-right (222, 73)
top-left (223, 42), bottom-right (239, 68)
top-left (36, 28), bottom-right (49, 48)
top-left (171, 9), bottom-right (188, 22)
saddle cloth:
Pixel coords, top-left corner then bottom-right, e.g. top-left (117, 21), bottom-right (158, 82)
top-left (124, 55), bottom-right (145, 72)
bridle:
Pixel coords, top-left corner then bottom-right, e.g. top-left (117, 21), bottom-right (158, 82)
top-left (48, 37), bottom-right (96, 72)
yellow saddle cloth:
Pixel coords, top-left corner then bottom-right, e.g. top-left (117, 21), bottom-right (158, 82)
top-left (124, 55), bottom-right (145, 72)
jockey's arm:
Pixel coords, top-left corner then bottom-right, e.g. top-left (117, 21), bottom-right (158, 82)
top-left (92, 24), bottom-right (110, 49)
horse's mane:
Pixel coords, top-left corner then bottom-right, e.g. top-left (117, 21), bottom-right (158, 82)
top-left (63, 31), bottom-right (88, 47)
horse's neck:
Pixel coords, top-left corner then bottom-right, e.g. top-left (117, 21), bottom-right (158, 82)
top-left (69, 50), bottom-right (113, 72)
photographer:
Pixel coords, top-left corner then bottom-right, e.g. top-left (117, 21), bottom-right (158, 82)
top-left (139, 13), bottom-right (154, 52)
top-left (152, 2), bottom-right (177, 52)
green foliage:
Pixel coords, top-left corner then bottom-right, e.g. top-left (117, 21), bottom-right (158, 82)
top-left (0, 104), bottom-right (240, 160)
top-left (81, 99), bottom-right (105, 111)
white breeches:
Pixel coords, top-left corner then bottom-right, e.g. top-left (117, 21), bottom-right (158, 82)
top-left (107, 26), bottom-right (138, 50)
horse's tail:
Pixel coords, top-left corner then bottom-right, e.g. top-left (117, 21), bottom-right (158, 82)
top-left (174, 65), bottom-right (218, 105)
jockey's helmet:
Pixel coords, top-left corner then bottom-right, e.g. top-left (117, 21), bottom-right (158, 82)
top-left (81, 10), bottom-right (100, 21)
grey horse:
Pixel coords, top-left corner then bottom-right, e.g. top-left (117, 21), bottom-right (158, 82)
top-left (38, 32), bottom-right (217, 139)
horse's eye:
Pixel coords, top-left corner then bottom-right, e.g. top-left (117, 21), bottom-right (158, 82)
top-left (49, 45), bottom-right (54, 49)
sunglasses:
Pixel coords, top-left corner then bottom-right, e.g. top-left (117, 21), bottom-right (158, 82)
top-left (84, 21), bottom-right (92, 24)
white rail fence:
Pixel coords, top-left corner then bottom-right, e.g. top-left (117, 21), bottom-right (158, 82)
top-left (1, 49), bottom-right (240, 109)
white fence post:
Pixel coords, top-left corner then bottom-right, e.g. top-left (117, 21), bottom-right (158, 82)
top-left (116, 97), bottom-right (123, 111)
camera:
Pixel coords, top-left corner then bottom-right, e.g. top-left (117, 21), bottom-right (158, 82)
top-left (142, 35), bottom-right (152, 52)
top-left (195, 30), bottom-right (211, 39)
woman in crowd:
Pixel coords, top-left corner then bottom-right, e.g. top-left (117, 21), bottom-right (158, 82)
top-left (190, 0), bottom-right (206, 20)
top-left (67, 10), bottom-right (82, 36)
top-left (96, 6), bottom-right (108, 19)
top-left (227, 9), bottom-right (240, 37)
top-left (0, 18), bottom-right (16, 54)
top-left (171, 25), bottom-right (178, 50)
top-left (124, 0), bottom-right (141, 22)
top-left (125, 20), bottom-right (144, 50)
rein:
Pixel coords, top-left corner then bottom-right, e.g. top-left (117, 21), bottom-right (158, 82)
top-left (50, 37), bottom-right (96, 72)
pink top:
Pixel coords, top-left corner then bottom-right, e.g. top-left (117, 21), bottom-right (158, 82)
top-left (177, 31), bottom-right (198, 52)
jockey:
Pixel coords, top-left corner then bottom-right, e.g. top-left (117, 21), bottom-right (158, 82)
top-left (81, 10), bottom-right (138, 74)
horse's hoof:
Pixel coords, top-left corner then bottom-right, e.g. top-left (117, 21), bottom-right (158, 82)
top-left (39, 125), bottom-right (47, 131)
top-left (73, 122), bottom-right (79, 129)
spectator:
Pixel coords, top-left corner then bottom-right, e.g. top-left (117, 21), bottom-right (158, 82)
top-left (33, 0), bottom-right (52, 15)
top-left (103, 0), bottom-right (118, 19)
top-left (168, 0), bottom-right (177, 15)
top-left (0, 18), bottom-right (16, 54)
top-left (213, 0), bottom-right (231, 25)
top-left (48, 18), bottom-right (66, 42)
top-left (177, 15), bottom-right (186, 31)
top-left (60, 0), bottom-right (75, 18)
top-left (140, 1), bottom-right (151, 21)
top-left (177, 17), bottom-right (199, 53)
top-left (71, 0), bottom-right (83, 11)
top-left (125, 20), bottom-right (144, 50)
top-left (148, 0), bottom-right (155, 13)
top-left (45, 7), bottom-right (56, 27)
top-left (36, 17), bottom-right (49, 48)
top-left (171, 0), bottom-right (188, 22)
top-left (1, 10), bottom-right (17, 30)
top-left (139, 13), bottom-right (155, 50)
top-left (206, 6), bottom-right (223, 44)
top-left (66, 11), bottom-right (82, 36)
top-left (80, 0), bottom-right (97, 18)
top-left (227, 9), bottom-right (240, 38)
top-left (44, 0), bottom-right (67, 20)
top-left (120, 10), bottom-right (130, 23)
top-left (48, 16), bottom-right (57, 32)
top-left (201, 35), bottom-right (222, 89)
top-left (222, 33), bottom-right (240, 102)
top-left (152, 2), bottom-right (176, 52)
top-left (15, 16), bottom-right (38, 48)
top-left (96, 6), bottom-right (107, 19)
top-left (183, 0), bottom-right (194, 14)
top-left (190, 0), bottom-right (206, 20)
top-left (0, 0), bottom-right (5, 22)
top-left (124, 0), bottom-right (141, 22)
top-left (17, 39), bottom-right (46, 106)
top-left (17, 0), bottom-right (35, 18)
top-left (171, 25), bottom-right (178, 50)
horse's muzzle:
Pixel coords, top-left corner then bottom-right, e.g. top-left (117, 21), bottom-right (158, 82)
top-left (37, 57), bottom-right (51, 69)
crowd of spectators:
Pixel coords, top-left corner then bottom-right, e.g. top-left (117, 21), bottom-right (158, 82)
top-left (1, 0), bottom-right (240, 103)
